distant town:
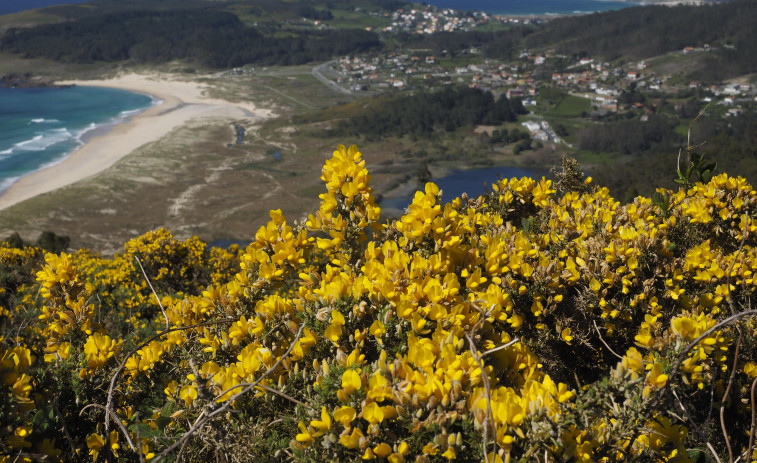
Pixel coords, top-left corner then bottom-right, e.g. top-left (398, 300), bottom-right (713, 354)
top-left (229, 2), bottom-right (756, 148)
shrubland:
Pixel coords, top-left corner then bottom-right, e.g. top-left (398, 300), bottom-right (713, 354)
top-left (1, 145), bottom-right (757, 462)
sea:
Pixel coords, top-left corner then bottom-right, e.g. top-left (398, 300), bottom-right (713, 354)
top-left (424, 0), bottom-right (640, 15)
top-left (0, 0), bottom-right (90, 16)
top-left (0, 0), bottom-right (642, 17)
top-left (0, 86), bottom-right (154, 192)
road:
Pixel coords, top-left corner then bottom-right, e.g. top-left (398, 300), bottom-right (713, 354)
top-left (312, 61), bottom-right (353, 96)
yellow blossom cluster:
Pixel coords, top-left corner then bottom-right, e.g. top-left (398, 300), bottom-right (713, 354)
top-left (1, 145), bottom-right (757, 462)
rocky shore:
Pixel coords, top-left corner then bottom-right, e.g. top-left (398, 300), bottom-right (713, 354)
top-left (0, 73), bottom-right (72, 88)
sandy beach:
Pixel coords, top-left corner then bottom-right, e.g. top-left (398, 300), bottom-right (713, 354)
top-left (0, 73), bottom-right (273, 210)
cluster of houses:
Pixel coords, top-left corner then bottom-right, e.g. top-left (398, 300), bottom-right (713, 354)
top-left (334, 53), bottom-right (543, 96)
top-left (382, 6), bottom-right (487, 34)
top-left (380, 5), bottom-right (542, 35)
top-left (521, 120), bottom-right (561, 143)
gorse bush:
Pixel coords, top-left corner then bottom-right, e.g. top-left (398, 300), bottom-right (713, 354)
top-left (1, 144), bottom-right (757, 462)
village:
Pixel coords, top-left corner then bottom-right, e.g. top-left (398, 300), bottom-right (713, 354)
top-left (225, 2), bottom-right (757, 145)
top-left (326, 40), bottom-right (757, 142)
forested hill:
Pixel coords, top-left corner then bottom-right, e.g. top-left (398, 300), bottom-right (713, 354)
top-left (524, 0), bottom-right (757, 80)
top-left (0, 8), bottom-right (382, 67)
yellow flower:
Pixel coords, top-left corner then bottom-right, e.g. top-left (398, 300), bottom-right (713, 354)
top-left (87, 433), bottom-right (105, 461)
top-left (561, 327), bottom-right (573, 345)
top-left (441, 446), bottom-right (457, 460)
top-left (362, 401), bottom-right (385, 424)
top-left (179, 384), bottom-right (198, 406)
top-left (374, 443), bottom-right (392, 458)
top-left (310, 406), bottom-right (332, 437)
top-left (369, 319), bottom-right (385, 340)
top-left (295, 421), bottom-right (314, 446)
top-left (339, 427), bottom-right (363, 449)
top-left (333, 406), bottom-right (356, 427)
top-left (83, 333), bottom-right (120, 370)
top-left (342, 369), bottom-right (362, 394)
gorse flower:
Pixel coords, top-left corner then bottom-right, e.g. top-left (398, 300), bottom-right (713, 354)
top-left (1, 146), bottom-right (757, 462)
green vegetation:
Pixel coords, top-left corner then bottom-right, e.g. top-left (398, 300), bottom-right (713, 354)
top-left (0, 8), bottom-right (382, 68)
top-left (524, 0), bottom-right (757, 81)
top-left (333, 87), bottom-right (528, 139)
top-left (546, 94), bottom-right (590, 117)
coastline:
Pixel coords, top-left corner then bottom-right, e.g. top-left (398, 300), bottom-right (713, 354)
top-left (0, 73), bottom-right (273, 211)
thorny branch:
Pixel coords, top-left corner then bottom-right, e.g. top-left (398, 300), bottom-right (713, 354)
top-left (151, 322), bottom-right (306, 462)
top-left (100, 319), bottom-right (236, 459)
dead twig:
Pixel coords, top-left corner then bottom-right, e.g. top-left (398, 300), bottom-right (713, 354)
top-left (54, 401), bottom-right (79, 456)
top-left (745, 377), bottom-right (757, 463)
top-left (671, 390), bottom-right (722, 463)
top-left (79, 403), bottom-right (137, 454)
top-left (257, 384), bottom-right (311, 408)
top-left (134, 256), bottom-right (169, 330)
top-left (466, 301), bottom-right (521, 463)
top-left (720, 331), bottom-right (741, 463)
top-left (593, 320), bottom-right (622, 360)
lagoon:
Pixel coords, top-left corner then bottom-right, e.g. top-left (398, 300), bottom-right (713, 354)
top-left (382, 165), bottom-right (549, 210)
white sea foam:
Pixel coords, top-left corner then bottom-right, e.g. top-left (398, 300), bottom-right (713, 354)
top-left (1, 128), bottom-right (74, 156)
top-left (0, 86), bottom-right (155, 196)
top-left (119, 108), bottom-right (143, 117)
top-left (75, 122), bottom-right (99, 139)
top-left (0, 176), bottom-right (20, 194)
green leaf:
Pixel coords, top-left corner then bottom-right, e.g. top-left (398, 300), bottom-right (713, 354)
top-left (687, 448), bottom-right (713, 463)
top-left (521, 217), bottom-right (533, 233)
top-left (129, 422), bottom-right (160, 439)
top-left (161, 400), bottom-right (176, 418)
top-left (32, 407), bottom-right (55, 433)
top-left (155, 416), bottom-right (172, 430)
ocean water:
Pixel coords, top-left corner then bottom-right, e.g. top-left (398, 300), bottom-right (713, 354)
top-left (0, 0), bottom-right (91, 16)
top-left (0, 86), bottom-right (154, 192)
top-left (0, 0), bottom-right (638, 17)
top-left (425, 0), bottom-right (641, 15)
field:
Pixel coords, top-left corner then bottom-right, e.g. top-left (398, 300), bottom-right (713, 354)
top-left (546, 94), bottom-right (591, 117)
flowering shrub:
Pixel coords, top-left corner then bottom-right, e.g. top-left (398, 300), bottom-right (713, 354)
top-left (1, 144), bottom-right (757, 462)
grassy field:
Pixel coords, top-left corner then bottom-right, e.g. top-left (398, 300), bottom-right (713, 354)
top-left (547, 95), bottom-right (591, 117)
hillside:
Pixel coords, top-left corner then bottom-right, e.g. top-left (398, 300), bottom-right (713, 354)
top-left (524, 0), bottom-right (757, 81)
